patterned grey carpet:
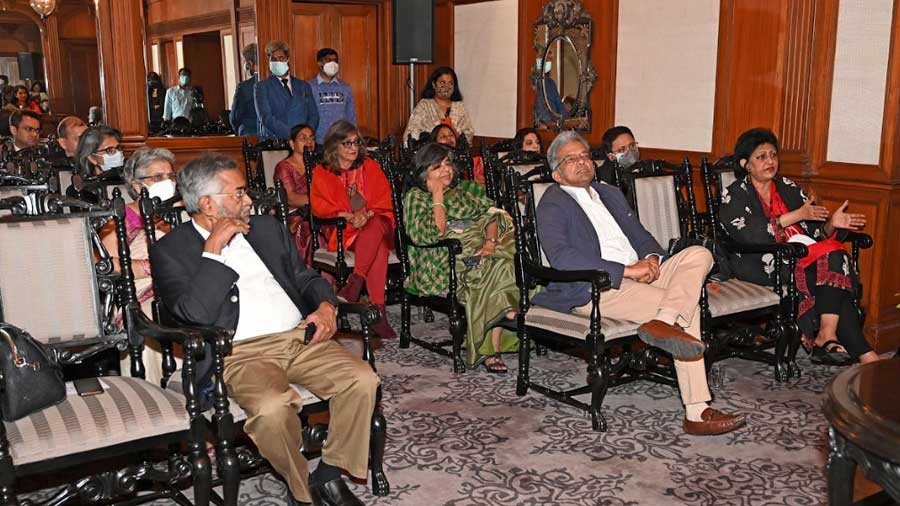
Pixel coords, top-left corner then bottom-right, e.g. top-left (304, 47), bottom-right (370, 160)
top-left (27, 307), bottom-right (845, 505)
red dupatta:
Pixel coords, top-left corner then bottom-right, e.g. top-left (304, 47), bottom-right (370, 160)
top-left (756, 183), bottom-right (843, 268)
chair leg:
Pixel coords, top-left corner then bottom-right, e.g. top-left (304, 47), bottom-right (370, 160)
top-left (786, 321), bottom-right (802, 379)
top-left (216, 433), bottom-right (240, 506)
top-left (588, 336), bottom-right (609, 432)
top-left (191, 443), bottom-right (212, 506)
top-left (399, 293), bottom-right (411, 348)
top-left (369, 396), bottom-right (390, 497)
top-left (516, 324), bottom-right (530, 396)
top-left (773, 323), bottom-right (789, 382)
top-left (423, 307), bottom-right (434, 323)
top-left (449, 306), bottom-right (466, 374)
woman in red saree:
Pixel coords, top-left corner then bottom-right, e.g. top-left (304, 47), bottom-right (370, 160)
top-left (309, 120), bottom-right (396, 338)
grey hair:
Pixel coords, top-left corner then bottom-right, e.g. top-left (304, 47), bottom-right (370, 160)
top-left (178, 155), bottom-right (238, 215)
top-left (265, 40), bottom-right (290, 59)
top-left (241, 43), bottom-right (258, 66)
top-left (547, 130), bottom-right (590, 171)
top-left (122, 147), bottom-right (175, 200)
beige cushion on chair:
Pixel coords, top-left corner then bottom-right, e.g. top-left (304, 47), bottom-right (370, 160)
top-left (708, 279), bottom-right (780, 317)
top-left (313, 248), bottom-right (400, 267)
top-left (525, 306), bottom-right (640, 341)
top-left (260, 150), bottom-right (289, 189)
top-left (633, 175), bottom-right (681, 250)
top-left (4, 376), bottom-right (189, 465)
top-left (0, 217), bottom-right (102, 345)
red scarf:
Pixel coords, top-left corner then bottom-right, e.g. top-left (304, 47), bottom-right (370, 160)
top-left (756, 184), bottom-right (843, 268)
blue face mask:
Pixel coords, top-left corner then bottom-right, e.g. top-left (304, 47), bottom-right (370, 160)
top-left (179, 75), bottom-right (189, 86)
top-left (269, 61), bottom-right (289, 77)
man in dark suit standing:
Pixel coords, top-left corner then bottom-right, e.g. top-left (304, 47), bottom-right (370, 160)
top-left (229, 43), bottom-right (259, 136)
top-left (255, 40), bottom-right (319, 140)
top-left (151, 155), bottom-right (374, 506)
top-left (533, 130), bottom-right (745, 436)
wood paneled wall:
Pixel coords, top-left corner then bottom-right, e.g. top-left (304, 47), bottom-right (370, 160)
top-left (514, 0), bottom-right (900, 351)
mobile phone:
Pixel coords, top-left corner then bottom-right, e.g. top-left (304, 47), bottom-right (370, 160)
top-left (74, 377), bottom-right (105, 397)
top-left (304, 323), bottom-right (317, 345)
top-left (462, 256), bottom-right (482, 268)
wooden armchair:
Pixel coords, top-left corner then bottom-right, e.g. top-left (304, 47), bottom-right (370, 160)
top-left (242, 137), bottom-right (291, 192)
top-left (503, 168), bottom-right (677, 432)
top-left (139, 186), bottom-right (390, 503)
top-left (0, 202), bottom-right (214, 506)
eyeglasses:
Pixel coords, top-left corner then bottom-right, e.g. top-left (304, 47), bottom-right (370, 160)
top-left (613, 142), bottom-right (639, 155)
top-left (17, 125), bottom-right (39, 134)
top-left (341, 139), bottom-right (361, 148)
top-left (94, 145), bottom-right (121, 156)
top-left (139, 172), bottom-right (176, 183)
top-left (558, 151), bottom-right (592, 167)
top-left (211, 189), bottom-right (248, 201)
top-left (295, 135), bottom-right (316, 143)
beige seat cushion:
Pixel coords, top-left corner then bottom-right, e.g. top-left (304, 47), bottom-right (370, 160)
top-left (708, 279), bottom-right (780, 317)
top-left (313, 249), bottom-right (400, 267)
top-left (5, 376), bottom-right (189, 466)
top-left (525, 306), bottom-right (640, 341)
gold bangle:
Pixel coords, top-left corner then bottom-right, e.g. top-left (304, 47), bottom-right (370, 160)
top-left (431, 202), bottom-right (445, 209)
top-left (486, 237), bottom-right (497, 244)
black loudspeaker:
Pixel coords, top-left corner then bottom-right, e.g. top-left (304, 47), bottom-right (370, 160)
top-left (16, 52), bottom-right (43, 81)
top-left (392, 0), bottom-right (434, 64)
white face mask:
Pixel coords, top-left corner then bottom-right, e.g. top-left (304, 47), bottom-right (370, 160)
top-left (269, 61), bottom-right (289, 77)
top-left (146, 178), bottom-right (176, 201)
top-left (99, 150), bottom-right (124, 171)
top-left (323, 61), bottom-right (339, 77)
top-left (536, 58), bottom-right (551, 74)
top-left (615, 149), bottom-right (639, 170)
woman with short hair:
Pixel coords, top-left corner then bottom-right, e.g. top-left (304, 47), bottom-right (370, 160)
top-left (309, 120), bottom-right (397, 338)
top-left (404, 142), bottom-right (519, 372)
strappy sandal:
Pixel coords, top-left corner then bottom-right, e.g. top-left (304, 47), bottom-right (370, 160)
top-left (810, 339), bottom-right (854, 366)
top-left (483, 353), bottom-right (509, 374)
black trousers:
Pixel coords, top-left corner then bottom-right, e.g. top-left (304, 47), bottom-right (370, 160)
top-left (805, 265), bottom-right (871, 357)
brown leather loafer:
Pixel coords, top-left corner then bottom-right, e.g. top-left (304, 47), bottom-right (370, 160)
top-left (683, 407), bottom-right (746, 436)
top-left (637, 319), bottom-right (706, 361)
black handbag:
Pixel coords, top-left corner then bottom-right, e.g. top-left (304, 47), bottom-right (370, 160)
top-left (0, 323), bottom-right (66, 422)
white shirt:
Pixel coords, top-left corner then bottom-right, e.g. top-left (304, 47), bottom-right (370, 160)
top-left (192, 220), bottom-right (303, 341)
top-left (560, 184), bottom-right (638, 266)
top-left (163, 86), bottom-right (195, 121)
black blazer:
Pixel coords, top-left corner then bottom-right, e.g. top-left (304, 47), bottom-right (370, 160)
top-left (150, 215), bottom-right (337, 392)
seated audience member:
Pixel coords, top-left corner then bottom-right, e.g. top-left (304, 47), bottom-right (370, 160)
top-left (9, 109), bottom-right (41, 151)
top-left (55, 116), bottom-right (88, 164)
top-left (719, 128), bottom-right (878, 365)
top-left (310, 120), bottom-right (396, 339)
top-left (274, 123), bottom-right (316, 263)
top-left (533, 130), bottom-right (745, 436)
top-left (150, 154), bottom-right (377, 506)
top-left (163, 68), bottom-right (195, 122)
top-left (514, 127), bottom-right (543, 154)
top-left (147, 72), bottom-right (165, 131)
top-left (9, 84), bottom-right (41, 114)
top-left (405, 143), bottom-right (519, 371)
top-left (308, 47), bottom-right (356, 144)
top-left (430, 123), bottom-right (485, 184)
top-left (230, 43), bottom-right (259, 136)
top-left (100, 147), bottom-right (180, 385)
top-left (30, 81), bottom-right (49, 112)
top-left (596, 125), bottom-right (641, 185)
top-left (403, 66), bottom-right (474, 146)
top-left (255, 40), bottom-right (319, 140)
top-left (68, 125), bottom-right (123, 201)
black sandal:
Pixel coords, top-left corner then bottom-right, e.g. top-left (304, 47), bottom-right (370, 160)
top-left (483, 353), bottom-right (508, 374)
top-left (810, 339), bottom-right (854, 366)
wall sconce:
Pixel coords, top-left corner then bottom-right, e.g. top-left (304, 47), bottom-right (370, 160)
top-left (29, 0), bottom-right (57, 19)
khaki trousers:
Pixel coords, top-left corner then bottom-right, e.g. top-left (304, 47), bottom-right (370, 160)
top-left (575, 246), bottom-right (713, 405)
top-left (222, 327), bottom-right (380, 502)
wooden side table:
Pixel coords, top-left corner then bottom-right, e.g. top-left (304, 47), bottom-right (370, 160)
top-left (824, 359), bottom-right (900, 505)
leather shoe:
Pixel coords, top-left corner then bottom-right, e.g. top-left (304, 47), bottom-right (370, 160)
top-left (309, 477), bottom-right (365, 506)
top-left (337, 273), bottom-right (366, 303)
top-left (683, 407), bottom-right (746, 436)
top-left (637, 319), bottom-right (706, 361)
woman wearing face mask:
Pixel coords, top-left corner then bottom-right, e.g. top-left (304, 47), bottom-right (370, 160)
top-left (719, 128), bottom-right (878, 366)
top-left (274, 123), bottom-right (317, 263)
top-left (100, 147), bottom-right (181, 385)
top-left (430, 123), bottom-right (486, 184)
top-left (403, 66), bottom-right (474, 147)
top-left (310, 120), bottom-right (397, 339)
top-left (75, 125), bottom-right (124, 176)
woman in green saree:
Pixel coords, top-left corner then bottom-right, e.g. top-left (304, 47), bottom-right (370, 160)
top-left (404, 143), bottom-right (519, 372)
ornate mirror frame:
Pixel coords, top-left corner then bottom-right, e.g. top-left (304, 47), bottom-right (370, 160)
top-left (531, 0), bottom-right (597, 132)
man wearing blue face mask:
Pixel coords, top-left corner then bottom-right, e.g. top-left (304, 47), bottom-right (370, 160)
top-left (254, 40), bottom-right (319, 140)
top-left (597, 125), bottom-right (642, 186)
top-left (163, 68), bottom-right (196, 122)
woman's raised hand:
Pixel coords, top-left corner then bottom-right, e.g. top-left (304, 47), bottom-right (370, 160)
top-left (796, 197), bottom-right (829, 222)
top-left (829, 201), bottom-right (866, 231)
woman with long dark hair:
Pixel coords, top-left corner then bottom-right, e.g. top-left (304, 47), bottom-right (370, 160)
top-left (403, 66), bottom-right (474, 146)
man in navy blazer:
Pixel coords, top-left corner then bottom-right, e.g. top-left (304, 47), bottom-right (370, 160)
top-left (533, 130), bottom-right (744, 436)
top-left (254, 40), bottom-right (319, 140)
top-left (229, 43), bottom-right (259, 136)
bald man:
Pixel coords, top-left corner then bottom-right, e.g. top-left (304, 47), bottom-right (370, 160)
top-left (57, 116), bottom-right (87, 159)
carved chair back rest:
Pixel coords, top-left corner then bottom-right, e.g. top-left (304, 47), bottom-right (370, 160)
top-left (700, 157), bottom-right (738, 242)
top-left (0, 212), bottom-right (114, 346)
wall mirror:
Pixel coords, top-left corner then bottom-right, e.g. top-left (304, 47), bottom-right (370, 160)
top-left (531, 0), bottom-right (596, 132)
top-left (144, 0), bottom-right (256, 137)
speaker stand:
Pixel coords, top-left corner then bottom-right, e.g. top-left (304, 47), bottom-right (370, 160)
top-left (408, 62), bottom-right (416, 116)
